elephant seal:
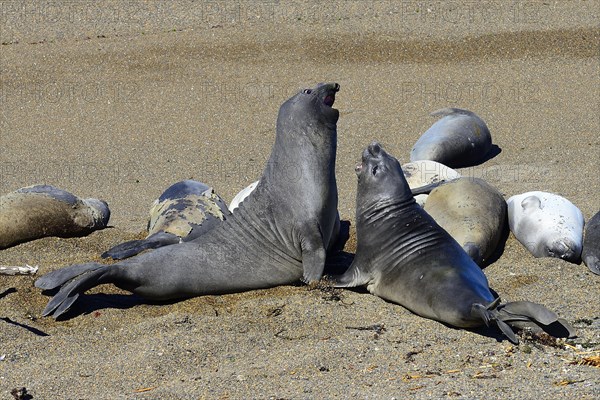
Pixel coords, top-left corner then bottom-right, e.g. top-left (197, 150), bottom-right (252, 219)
top-left (36, 82), bottom-right (341, 318)
top-left (582, 210), bottom-right (600, 275)
top-left (507, 191), bottom-right (584, 263)
top-left (0, 185), bottom-right (110, 249)
top-left (401, 160), bottom-right (460, 206)
top-left (410, 108), bottom-right (492, 168)
top-left (102, 180), bottom-right (230, 260)
top-left (332, 142), bottom-right (574, 344)
top-left (230, 181), bottom-right (259, 212)
top-left (424, 177), bottom-right (507, 266)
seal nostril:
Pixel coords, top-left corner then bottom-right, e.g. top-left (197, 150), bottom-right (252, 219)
top-left (334, 83), bottom-right (340, 91)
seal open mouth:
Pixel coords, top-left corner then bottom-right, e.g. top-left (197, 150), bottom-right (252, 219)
top-left (323, 83), bottom-right (339, 107)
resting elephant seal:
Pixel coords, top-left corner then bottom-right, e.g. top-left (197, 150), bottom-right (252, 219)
top-left (36, 82), bottom-right (341, 318)
top-left (102, 180), bottom-right (230, 260)
top-left (410, 108), bottom-right (492, 168)
top-left (582, 210), bottom-right (600, 275)
top-left (424, 177), bottom-right (507, 266)
top-left (507, 191), bottom-right (584, 263)
top-left (333, 142), bottom-right (574, 344)
top-left (0, 185), bottom-right (110, 249)
top-left (401, 160), bottom-right (460, 206)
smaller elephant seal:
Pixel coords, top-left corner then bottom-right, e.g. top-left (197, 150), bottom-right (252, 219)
top-left (507, 191), bottom-right (584, 263)
top-left (582, 210), bottom-right (600, 275)
top-left (0, 185), bottom-right (110, 249)
top-left (229, 180), bottom-right (259, 212)
top-left (36, 82), bottom-right (342, 319)
top-left (102, 180), bottom-right (230, 260)
top-left (410, 108), bottom-right (492, 168)
top-left (401, 160), bottom-right (460, 206)
top-left (333, 142), bottom-right (574, 344)
top-left (424, 177), bottom-right (507, 266)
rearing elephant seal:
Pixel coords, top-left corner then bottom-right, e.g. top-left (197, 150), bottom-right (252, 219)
top-left (424, 177), bottom-right (507, 266)
top-left (36, 82), bottom-right (341, 318)
top-left (0, 185), bottom-right (110, 249)
top-left (410, 108), bottom-right (492, 168)
top-left (333, 142), bottom-right (574, 344)
top-left (102, 180), bottom-right (230, 260)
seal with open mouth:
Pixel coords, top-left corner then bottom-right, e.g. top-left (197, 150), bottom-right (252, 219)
top-left (36, 82), bottom-right (341, 318)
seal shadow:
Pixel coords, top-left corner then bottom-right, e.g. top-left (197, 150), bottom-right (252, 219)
top-left (0, 287), bottom-right (17, 299)
top-left (45, 292), bottom-right (147, 321)
top-left (477, 144), bottom-right (502, 166)
top-left (1, 317), bottom-right (49, 337)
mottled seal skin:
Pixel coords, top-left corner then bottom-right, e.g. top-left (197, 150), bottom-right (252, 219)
top-left (36, 82), bottom-right (341, 318)
top-left (0, 185), bottom-right (110, 249)
top-left (102, 180), bottom-right (230, 260)
top-left (410, 108), bottom-right (492, 168)
top-left (230, 181), bottom-right (259, 212)
top-left (507, 191), bottom-right (584, 263)
top-left (424, 177), bottom-right (507, 266)
top-left (401, 160), bottom-right (461, 206)
top-left (333, 143), bottom-right (574, 344)
top-left (582, 210), bottom-right (600, 275)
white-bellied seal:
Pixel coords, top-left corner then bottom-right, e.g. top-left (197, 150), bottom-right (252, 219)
top-left (332, 142), bottom-right (574, 344)
top-left (0, 185), bottom-right (110, 249)
top-left (401, 160), bottom-right (460, 206)
top-left (230, 181), bottom-right (259, 212)
top-left (582, 210), bottom-right (600, 275)
top-left (36, 82), bottom-right (341, 318)
top-left (507, 191), bottom-right (584, 263)
top-left (410, 108), bottom-right (492, 168)
top-left (102, 180), bottom-right (230, 260)
top-left (424, 177), bottom-right (507, 266)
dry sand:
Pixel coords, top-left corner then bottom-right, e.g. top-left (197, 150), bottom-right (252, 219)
top-left (1, 1), bottom-right (599, 398)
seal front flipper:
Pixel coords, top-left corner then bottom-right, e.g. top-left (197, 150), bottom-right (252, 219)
top-left (329, 260), bottom-right (371, 287)
top-left (102, 232), bottom-right (181, 260)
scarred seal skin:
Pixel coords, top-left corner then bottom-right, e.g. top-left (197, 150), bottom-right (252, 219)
top-left (424, 177), bottom-right (507, 266)
top-left (332, 142), bottom-right (574, 344)
top-left (410, 108), bottom-right (492, 168)
top-left (507, 191), bottom-right (584, 263)
top-left (36, 82), bottom-right (341, 318)
top-left (0, 185), bottom-right (110, 249)
top-left (102, 180), bottom-right (229, 260)
top-left (582, 210), bottom-right (600, 275)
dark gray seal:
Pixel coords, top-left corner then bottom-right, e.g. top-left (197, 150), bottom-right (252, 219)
top-left (102, 180), bottom-right (230, 260)
top-left (36, 82), bottom-right (341, 318)
top-left (410, 108), bottom-right (492, 168)
top-left (333, 142), bottom-right (574, 344)
top-left (0, 185), bottom-right (110, 249)
top-left (423, 177), bottom-right (507, 266)
top-left (582, 210), bottom-right (600, 275)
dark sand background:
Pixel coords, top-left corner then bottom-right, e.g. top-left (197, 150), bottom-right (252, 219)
top-left (1, 1), bottom-right (599, 398)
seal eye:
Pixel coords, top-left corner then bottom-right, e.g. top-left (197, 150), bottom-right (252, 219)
top-left (303, 89), bottom-right (312, 94)
top-left (372, 165), bottom-right (379, 176)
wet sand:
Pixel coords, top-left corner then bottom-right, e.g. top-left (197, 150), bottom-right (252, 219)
top-left (1, 1), bottom-right (599, 398)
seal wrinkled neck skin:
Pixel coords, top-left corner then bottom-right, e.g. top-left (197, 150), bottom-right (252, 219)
top-left (264, 83), bottom-right (340, 188)
top-left (354, 142), bottom-right (416, 236)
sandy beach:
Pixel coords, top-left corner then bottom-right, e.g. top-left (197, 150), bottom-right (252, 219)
top-left (1, 1), bottom-right (599, 398)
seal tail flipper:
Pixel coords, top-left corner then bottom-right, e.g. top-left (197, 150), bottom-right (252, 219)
top-left (40, 265), bottom-right (112, 318)
top-left (101, 232), bottom-right (180, 260)
top-left (473, 299), bottom-right (576, 344)
top-left (430, 107), bottom-right (474, 118)
top-left (35, 262), bottom-right (104, 290)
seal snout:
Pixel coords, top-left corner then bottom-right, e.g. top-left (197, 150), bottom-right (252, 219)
top-left (368, 142), bottom-right (382, 157)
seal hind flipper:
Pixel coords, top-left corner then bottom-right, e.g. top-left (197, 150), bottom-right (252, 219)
top-left (472, 302), bottom-right (519, 344)
top-left (497, 301), bottom-right (559, 325)
top-left (41, 266), bottom-right (109, 318)
top-left (35, 263), bottom-right (104, 290)
top-left (102, 232), bottom-right (181, 260)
